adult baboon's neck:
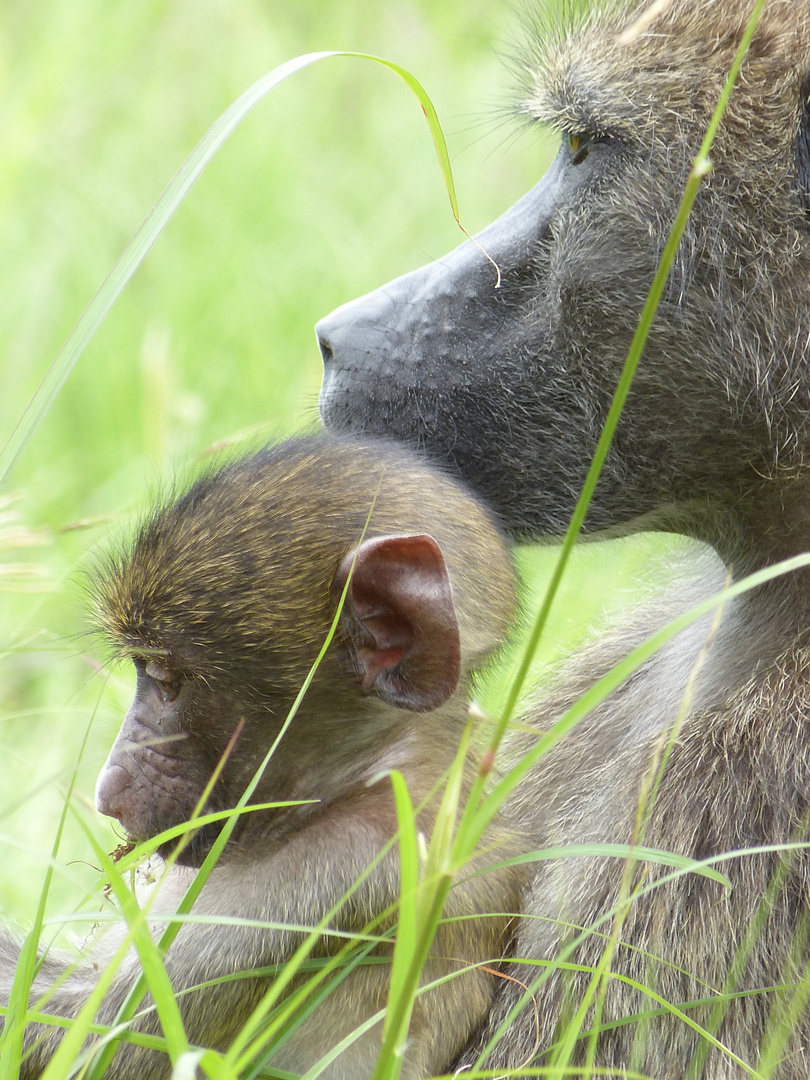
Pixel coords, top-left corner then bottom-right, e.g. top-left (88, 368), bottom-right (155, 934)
top-left (656, 474), bottom-right (810, 590)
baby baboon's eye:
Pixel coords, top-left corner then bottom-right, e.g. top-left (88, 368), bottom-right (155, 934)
top-left (567, 131), bottom-right (592, 165)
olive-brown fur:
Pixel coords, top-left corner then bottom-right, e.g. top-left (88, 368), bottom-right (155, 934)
top-left (1, 434), bottom-right (523, 1079)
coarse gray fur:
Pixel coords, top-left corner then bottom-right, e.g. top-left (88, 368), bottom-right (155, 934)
top-left (317, 0), bottom-right (810, 1074)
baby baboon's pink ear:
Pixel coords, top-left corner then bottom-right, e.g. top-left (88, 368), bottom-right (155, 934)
top-left (335, 534), bottom-right (460, 712)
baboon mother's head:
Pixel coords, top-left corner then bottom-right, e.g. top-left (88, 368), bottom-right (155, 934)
top-left (318, 0), bottom-right (810, 565)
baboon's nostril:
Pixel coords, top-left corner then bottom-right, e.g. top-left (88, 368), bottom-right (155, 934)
top-left (315, 321), bottom-right (335, 367)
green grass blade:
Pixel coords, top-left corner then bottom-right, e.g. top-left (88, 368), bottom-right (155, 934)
top-left (370, 724), bottom-right (471, 1080)
top-left (0, 699), bottom-right (101, 1080)
top-left (0, 51), bottom-right (459, 491)
top-left (482, 843), bottom-right (729, 888)
top-left (382, 771), bottom-right (419, 1035)
top-left (80, 827), bottom-right (190, 1062)
top-left (472, 551), bottom-right (810, 845)
top-left (486, 0), bottom-right (767, 755)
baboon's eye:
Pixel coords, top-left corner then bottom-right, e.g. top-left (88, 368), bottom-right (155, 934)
top-left (566, 131), bottom-right (593, 165)
top-left (145, 660), bottom-right (184, 704)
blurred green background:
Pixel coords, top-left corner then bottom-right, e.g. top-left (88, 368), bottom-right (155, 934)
top-left (0, 0), bottom-right (668, 920)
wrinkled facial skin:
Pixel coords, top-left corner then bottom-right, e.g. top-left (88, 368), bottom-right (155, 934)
top-left (318, 137), bottom-right (768, 544)
top-left (317, 140), bottom-right (752, 541)
top-left (318, 3), bottom-right (810, 564)
top-left (96, 660), bottom-right (233, 867)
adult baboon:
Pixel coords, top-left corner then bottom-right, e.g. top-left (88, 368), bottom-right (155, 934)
top-left (318, 0), bottom-right (810, 1074)
top-left (0, 434), bottom-right (522, 1079)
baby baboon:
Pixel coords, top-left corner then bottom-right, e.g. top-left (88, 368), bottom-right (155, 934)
top-left (0, 434), bottom-right (523, 1079)
top-left (318, 0), bottom-right (810, 1075)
